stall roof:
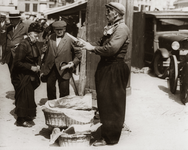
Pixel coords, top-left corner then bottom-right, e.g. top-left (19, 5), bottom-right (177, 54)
top-left (43, 1), bottom-right (87, 16)
top-left (145, 11), bottom-right (188, 19)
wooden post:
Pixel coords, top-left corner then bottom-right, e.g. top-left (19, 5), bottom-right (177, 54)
top-left (78, 10), bottom-right (87, 96)
top-left (78, 50), bottom-right (86, 96)
top-left (75, 10), bottom-right (82, 75)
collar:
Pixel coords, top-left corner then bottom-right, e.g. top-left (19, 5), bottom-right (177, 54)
top-left (56, 34), bottom-right (65, 38)
top-left (103, 19), bottom-right (124, 36)
top-left (57, 36), bottom-right (63, 38)
top-left (27, 37), bottom-right (34, 46)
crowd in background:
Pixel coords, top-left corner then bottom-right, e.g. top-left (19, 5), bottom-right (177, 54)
top-left (0, 10), bottom-right (85, 62)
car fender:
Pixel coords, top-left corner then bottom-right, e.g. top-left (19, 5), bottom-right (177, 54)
top-left (158, 48), bottom-right (170, 59)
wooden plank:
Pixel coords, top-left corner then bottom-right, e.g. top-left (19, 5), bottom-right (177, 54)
top-left (131, 12), bottom-right (145, 68)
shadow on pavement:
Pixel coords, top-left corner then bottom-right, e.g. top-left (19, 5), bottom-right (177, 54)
top-left (36, 127), bottom-right (59, 147)
top-left (36, 127), bottom-right (51, 139)
top-left (10, 108), bottom-right (17, 120)
top-left (158, 85), bottom-right (183, 105)
top-left (6, 91), bottom-right (15, 100)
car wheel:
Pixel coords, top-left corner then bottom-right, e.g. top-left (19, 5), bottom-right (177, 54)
top-left (169, 55), bottom-right (178, 94)
top-left (180, 63), bottom-right (188, 104)
top-left (153, 52), bottom-right (168, 79)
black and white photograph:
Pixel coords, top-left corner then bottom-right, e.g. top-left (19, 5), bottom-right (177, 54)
top-left (0, 0), bottom-right (188, 149)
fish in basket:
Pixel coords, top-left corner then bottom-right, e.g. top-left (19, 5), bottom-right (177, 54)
top-left (42, 94), bottom-right (95, 128)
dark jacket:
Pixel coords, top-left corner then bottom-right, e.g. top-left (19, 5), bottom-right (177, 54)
top-left (41, 32), bottom-right (82, 80)
top-left (12, 37), bottom-right (41, 89)
top-left (0, 21), bottom-right (7, 45)
top-left (94, 19), bottom-right (130, 59)
top-left (3, 21), bottom-right (29, 64)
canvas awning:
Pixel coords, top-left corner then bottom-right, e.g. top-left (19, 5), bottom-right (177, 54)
top-left (43, 0), bottom-right (87, 16)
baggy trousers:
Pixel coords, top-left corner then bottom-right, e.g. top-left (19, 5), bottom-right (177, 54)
top-left (95, 59), bottom-right (130, 144)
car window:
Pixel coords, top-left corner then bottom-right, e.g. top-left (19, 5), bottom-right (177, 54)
top-left (157, 18), bottom-right (188, 32)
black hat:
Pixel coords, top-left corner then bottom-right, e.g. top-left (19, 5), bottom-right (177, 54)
top-left (28, 22), bottom-right (42, 33)
top-left (8, 10), bottom-right (21, 19)
top-left (29, 13), bottom-right (37, 17)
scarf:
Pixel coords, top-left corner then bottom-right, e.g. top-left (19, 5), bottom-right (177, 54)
top-left (103, 19), bottom-right (124, 36)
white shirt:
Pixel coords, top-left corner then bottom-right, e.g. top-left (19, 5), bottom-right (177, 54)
top-left (56, 37), bottom-right (61, 47)
top-left (1, 21), bottom-right (5, 27)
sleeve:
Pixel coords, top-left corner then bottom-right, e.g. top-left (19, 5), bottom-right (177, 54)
top-left (13, 42), bottom-right (32, 71)
top-left (41, 41), bottom-right (50, 64)
top-left (93, 25), bottom-right (129, 57)
top-left (71, 42), bottom-right (82, 67)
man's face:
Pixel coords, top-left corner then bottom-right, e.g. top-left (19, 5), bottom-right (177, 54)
top-left (54, 27), bottom-right (66, 37)
top-left (105, 7), bottom-right (117, 24)
top-left (29, 32), bottom-right (39, 43)
top-left (10, 18), bottom-right (20, 26)
top-left (0, 17), bottom-right (5, 22)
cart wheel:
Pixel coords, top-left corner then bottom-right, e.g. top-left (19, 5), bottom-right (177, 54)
top-left (180, 63), bottom-right (188, 104)
top-left (153, 52), bottom-right (168, 79)
top-left (169, 55), bottom-right (178, 94)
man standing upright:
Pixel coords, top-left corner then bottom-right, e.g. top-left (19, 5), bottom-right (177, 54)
top-left (41, 20), bottom-right (82, 100)
top-left (0, 13), bottom-right (7, 61)
top-left (2, 10), bottom-right (29, 72)
top-left (82, 2), bottom-right (130, 146)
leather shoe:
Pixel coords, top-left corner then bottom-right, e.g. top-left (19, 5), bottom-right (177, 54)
top-left (17, 121), bottom-right (33, 127)
top-left (93, 139), bottom-right (107, 146)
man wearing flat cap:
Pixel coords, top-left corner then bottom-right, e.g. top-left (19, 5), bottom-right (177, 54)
top-left (80, 2), bottom-right (130, 146)
top-left (41, 20), bottom-right (82, 100)
top-left (2, 10), bottom-right (29, 72)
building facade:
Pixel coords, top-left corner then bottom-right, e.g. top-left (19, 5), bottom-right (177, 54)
top-left (134, 0), bottom-right (175, 11)
top-left (173, 0), bottom-right (188, 8)
top-left (0, 0), bottom-right (69, 16)
top-left (0, 0), bottom-right (17, 13)
top-left (17, 0), bottom-right (58, 16)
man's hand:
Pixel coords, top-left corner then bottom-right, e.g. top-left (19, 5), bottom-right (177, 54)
top-left (31, 65), bottom-right (40, 72)
top-left (1, 30), bottom-right (5, 33)
top-left (60, 62), bottom-right (74, 70)
top-left (68, 61), bottom-right (74, 68)
top-left (82, 42), bottom-right (95, 51)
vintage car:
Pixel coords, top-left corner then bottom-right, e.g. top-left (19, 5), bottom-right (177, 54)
top-left (144, 11), bottom-right (188, 78)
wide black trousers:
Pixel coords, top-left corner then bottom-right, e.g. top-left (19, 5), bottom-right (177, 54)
top-left (12, 74), bottom-right (37, 118)
top-left (47, 65), bottom-right (69, 100)
top-left (95, 59), bottom-right (130, 144)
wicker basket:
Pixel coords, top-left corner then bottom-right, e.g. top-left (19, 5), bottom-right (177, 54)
top-left (42, 108), bottom-right (92, 128)
top-left (58, 133), bottom-right (91, 147)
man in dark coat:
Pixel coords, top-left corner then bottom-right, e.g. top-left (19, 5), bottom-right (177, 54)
top-left (41, 20), bottom-right (82, 100)
top-left (0, 13), bottom-right (7, 61)
top-left (2, 10), bottom-right (29, 72)
top-left (81, 2), bottom-right (130, 146)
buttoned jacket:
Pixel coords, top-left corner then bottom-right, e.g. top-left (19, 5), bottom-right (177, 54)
top-left (41, 32), bottom-right (82, 79)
